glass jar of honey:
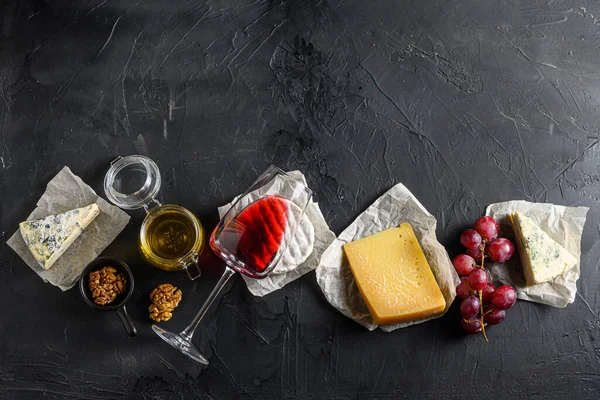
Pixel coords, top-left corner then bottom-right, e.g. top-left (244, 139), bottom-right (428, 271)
top-left (104, 155), bottom-right (204, 279)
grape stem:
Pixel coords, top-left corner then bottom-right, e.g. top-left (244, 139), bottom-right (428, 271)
top-left (478, 240), bottom-right (489, 342)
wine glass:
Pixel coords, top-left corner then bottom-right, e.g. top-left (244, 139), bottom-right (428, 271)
top-left (152, 165), bottom-right (313, 363)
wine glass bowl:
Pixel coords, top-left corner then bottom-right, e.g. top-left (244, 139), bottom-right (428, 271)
top-left (152, 166), bottom-right (312, 363)
top-left (210, 194), bottom-right (306, 278)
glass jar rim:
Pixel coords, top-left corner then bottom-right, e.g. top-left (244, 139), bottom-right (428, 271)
top-left (104, 155), bottom-right (162, 210)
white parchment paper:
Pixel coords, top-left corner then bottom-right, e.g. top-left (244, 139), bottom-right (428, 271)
top-left (7, 167), bottom-right (130, 291)
top-left (485, 201), bottom-right (588, 308)
top-left (315, 183), bottom-right (460, 332)
top-left (218, 171), bottom-right (336, 297)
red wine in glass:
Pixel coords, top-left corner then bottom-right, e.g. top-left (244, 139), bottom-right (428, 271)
top-left (213, 195), bottom-right (289, 276)
top-left (152, 166), bottom-right (312, 364)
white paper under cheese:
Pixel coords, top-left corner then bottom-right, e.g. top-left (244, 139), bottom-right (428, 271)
top-left (486, 201), bottom-right (588, 308)
top-left (7, 167), bottom-right (130, 291)
top-left (315, 183), bottom-right (460, 332)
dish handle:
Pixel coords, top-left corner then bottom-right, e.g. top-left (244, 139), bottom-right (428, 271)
top-left (116, 305), bottom-right (137, 337)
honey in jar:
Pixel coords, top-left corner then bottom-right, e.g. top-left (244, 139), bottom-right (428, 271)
top-left (144, 209), bottom-right (196, 259)
top-left (104, 155), bottom-right (204, 279)
top-left (139, 204), bottom-right (204, 273)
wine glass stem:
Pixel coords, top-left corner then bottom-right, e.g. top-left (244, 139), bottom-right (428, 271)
top-left (181, 266), bottom-right (236, 341)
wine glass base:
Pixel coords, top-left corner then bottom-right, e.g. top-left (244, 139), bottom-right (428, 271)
top-left (152, 325), bottom-right (209, 365)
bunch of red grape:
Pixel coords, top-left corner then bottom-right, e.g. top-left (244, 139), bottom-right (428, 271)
top-left (452, 216), bottom-right (517, 340)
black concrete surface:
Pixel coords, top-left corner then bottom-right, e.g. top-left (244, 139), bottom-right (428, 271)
top-left (1, 0), bottom-right (599, 399)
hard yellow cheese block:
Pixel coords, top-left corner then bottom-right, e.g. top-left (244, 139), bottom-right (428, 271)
top-left (342, 223), bottom-right (446, 325)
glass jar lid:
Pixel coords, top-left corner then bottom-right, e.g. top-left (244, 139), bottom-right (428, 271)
top-left (104, 155), bottom-right (162, 210)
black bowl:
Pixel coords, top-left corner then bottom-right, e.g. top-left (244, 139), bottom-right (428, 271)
top-left (79, 257), bottom-right (137, 336)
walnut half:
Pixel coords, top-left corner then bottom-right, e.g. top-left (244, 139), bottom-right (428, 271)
top-left (149, 283), bottom-right (182, 322)
top-left (88, 266), bottom-right (127, 306)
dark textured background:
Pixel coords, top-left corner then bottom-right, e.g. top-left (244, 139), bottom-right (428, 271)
top-left (1, 0), bottom-right (600, 398)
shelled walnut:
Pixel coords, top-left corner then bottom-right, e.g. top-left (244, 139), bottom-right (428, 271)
top-left (149, 283), bottom-right (182, 322)
top-left (88, 266), bottom-right (127, 305)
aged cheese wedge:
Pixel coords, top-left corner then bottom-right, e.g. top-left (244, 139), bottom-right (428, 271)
top-left (20, 204), bottom-right (100, 270)
top-left (509, 212), bottom-right (577, 286)
top-left (342, 223), bottom-right (446, 325)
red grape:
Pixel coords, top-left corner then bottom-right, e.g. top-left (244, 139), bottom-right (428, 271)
top-left (456, 216), bottom-right (517, 338)
top-left (460, 295), bottom-right (481, 319)
top-left (460, 229), bottom-right (482, 249)
top-left (474, 216), bottom-right (499, 242)
top-left (487, 238), bottom-right (515, 263)
top-left (483, 306), bottom-right (505, 325)
top-left (466, 246), bottom-right (485, 263)
top-left (456, 277), bottom-right (473, 299)
top-left (481, 283), bottom-right (496, 304)
top-left (468, 268), bottom-right (488, 291)
top-left (491, 285), bottom-right (517, 310)
top-left (452, 254), bottom-right (476, 276)
top-left (461, 318), bottom-right (482, 334)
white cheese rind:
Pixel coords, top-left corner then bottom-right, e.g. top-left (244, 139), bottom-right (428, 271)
top-left (510, 212), bottom-right (577, 286)
top-left (272, 200), bottom-right (315, 274)
top-left (19, 204), bottom-right (100, 270)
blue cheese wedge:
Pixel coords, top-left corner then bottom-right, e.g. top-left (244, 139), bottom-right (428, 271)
top-left (19, 204), bottom-right (100, 270)
top-left (509, 211), bottom-right (577, 286)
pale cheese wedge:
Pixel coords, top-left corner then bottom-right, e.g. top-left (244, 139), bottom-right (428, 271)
top-left (509, 211), bottom-right (577, 286)
top-left (19, 204), bottom-right (100, 270)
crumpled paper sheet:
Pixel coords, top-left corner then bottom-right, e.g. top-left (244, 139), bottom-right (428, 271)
top-left (7, 167), bottom-right (130, 291)
top-left (218, 171), bottom-right (336, 297)
top-left (485, 201), bottom-right (589, 308)
top-left (316, 183), bottom-right (460, 332)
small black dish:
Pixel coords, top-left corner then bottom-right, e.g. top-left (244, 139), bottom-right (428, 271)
top-left (79, 257), bottom-right (137, 337)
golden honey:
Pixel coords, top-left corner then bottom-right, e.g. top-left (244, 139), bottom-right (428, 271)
top-left (139, 205), bottom-right (204, 271)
